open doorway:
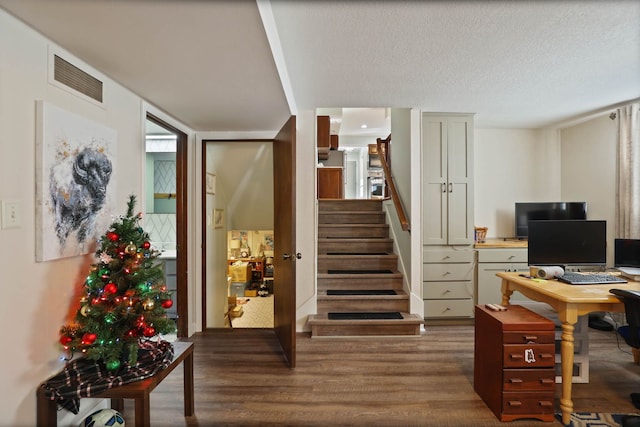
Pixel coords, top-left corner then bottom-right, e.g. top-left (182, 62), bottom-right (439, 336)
top-left (316, 108), bottom-right (391, 200)
top-left (144, 114), bottom-right (188, 337)
top-left (202, 140), bottom-right (275, 329)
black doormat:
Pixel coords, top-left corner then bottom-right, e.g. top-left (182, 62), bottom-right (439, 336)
top-left (327, 290), bottom-right (397, 295)
top-left (327, 269), bottom-right (394, 274)
top-left (326, 252), bottom-right (388, 255)
top-left (328, 312), bottom-right (403, 320)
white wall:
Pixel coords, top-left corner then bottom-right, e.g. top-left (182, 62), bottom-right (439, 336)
top-left (474, 115), bottom-right (618, 264)
top-left (474, 128), bottom-right (562, 238)
top-left (0, 10), bottom-right (194, 425)
top-left (295, 109), bottom-right (319, 332)
top-left (560, 114), bottom-right (617, 264)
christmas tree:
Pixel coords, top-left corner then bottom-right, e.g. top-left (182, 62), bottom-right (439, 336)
top-left (59, 195), bottom-right (176, 371)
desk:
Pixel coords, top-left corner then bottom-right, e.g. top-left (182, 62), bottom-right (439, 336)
top-left (497, 272), bottom-right (640, 425)
top-left (37, 341), bottom-right (194, 427)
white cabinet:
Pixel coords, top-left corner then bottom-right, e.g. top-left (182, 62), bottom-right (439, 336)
top-left (162, 259), bottom-right (178, 319)
top-left (422, 113), bottom-right (474, 246)
top-left (422, 113), bottom-right (475, 319)
top-left (476, 248), bottom-right (528, 305)
top-left (423, 247), bottom-right (475, 319)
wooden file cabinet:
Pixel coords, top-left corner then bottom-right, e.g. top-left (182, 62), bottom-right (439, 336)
top-left (474, 304), bottom-right (556, 422)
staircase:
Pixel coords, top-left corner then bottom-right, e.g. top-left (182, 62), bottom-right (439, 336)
top-left (308, 199), bottom-right (423, 337)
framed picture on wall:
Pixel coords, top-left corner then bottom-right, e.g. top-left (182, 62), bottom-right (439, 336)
top-left (206, 173), bottom-right (216, 194)
top-left (213, 209), bottom-right (224, 229)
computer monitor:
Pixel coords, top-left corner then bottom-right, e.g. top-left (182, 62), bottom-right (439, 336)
top-left (615, 238), bottom-right (640, 268)
top-left (514, 202), bottom-right (587, 238)
top-left (527, 220), bottom-right (606, 268)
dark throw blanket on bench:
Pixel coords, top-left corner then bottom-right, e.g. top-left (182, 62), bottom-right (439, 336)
top-left (41, 340), bottom-right (174, 414)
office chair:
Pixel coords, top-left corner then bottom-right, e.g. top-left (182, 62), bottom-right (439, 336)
top-left (609, 289), bottom-right (640, 426)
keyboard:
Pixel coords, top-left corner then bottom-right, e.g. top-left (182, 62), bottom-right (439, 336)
top-left (558, 272), bottom-right (628, 285)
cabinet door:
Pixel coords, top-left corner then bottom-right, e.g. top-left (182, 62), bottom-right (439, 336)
top-left (447, 117), bottom-right (474, 244)
top-left (477, 262), bottom-right (529, 305)
top-left (317, 115), bottom-right (330, 149)
top-left (422, 114), bottom-right (473, 245)
top-left (317, 168), bottom-right (343, 199)
top-left (422, 117), bottom-right (448, 245)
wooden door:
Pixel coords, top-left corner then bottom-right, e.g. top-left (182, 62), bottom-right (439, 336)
top-left (146, 113), bottom-right (188, 337)
top-left (273, 116), bottom-right (296, 368)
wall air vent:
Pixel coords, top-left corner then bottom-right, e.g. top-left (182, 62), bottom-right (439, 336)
top-left (53, 55), bottom-right (103, 103)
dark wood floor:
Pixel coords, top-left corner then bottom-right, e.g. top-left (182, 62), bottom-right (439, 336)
top-left (123, 325), bottom-right (640, 426)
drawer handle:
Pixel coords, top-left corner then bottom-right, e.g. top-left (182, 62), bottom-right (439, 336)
top-left (539, 401), bottom-right (554, 407)
top-left (508, 255), bottom-right (515, 260)
top-left (507, 401), bottom-right (522, 407)
top-left (509, 378), bottom-right (523, 384)
top-left (510, 354), bottom-right (523, 360)
top-left (540, 378), bottom-right (554, 384)
top-left (539, 353), bottom-right (554, 359)
top-left (523, 335), bottom-right (538, 342)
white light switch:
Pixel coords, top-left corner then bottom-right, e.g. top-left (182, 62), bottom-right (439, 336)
top-left (1, 199), bottom-right (21, 229)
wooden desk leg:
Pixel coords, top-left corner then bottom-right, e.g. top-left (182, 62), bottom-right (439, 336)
top-left (36, 387), bottom-right (57, 427)
top-left (560, 321), bottom-right (575, 425)
top-left (135, 395), bottom-right (151, 427)
top-left (500, 278), bottom-right (513, 306)
top-left (111, 398), bottom-right (124, 413)
top-left (184, 349), bottom-right (195, 416)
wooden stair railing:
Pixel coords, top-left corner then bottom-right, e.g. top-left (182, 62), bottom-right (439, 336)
top-left (377, 135), bottom-right (410, 232)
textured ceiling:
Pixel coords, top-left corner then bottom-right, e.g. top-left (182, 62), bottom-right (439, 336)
top-left (0, 0), bottom-right (638, 131)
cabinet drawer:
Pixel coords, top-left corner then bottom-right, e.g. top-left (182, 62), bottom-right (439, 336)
top-left (503, 344), bottom-right (555, 368)
top-left (423, 247), bottom-right (474, 263)
top-left (423, 281), bottom-right (473, 299)
top-left (501, 392), bottom-right (554, 416)
top-left (503, 369), bottom-right (555, 392)
top-left (424, 298), bottom-right (474, 318)
top-left (477, 249), bottom-right (527, 263)
top-left (503, 331), bottom-right (555, 345)
top-left (424, 263), bottom-right (473, 281)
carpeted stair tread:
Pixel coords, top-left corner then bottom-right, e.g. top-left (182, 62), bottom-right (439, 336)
top-left (326, 290), bottom-right (397, 296)
top-left (326, 252), bottom-right (389, 255)
top-left (328, 269), bottom-right (394, 274)
top-left (328, 312), bottom-right (403, 320)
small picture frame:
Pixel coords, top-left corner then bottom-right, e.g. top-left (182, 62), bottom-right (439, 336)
top-left (213, 208), bottom-right (224, 229)
top-left (206, 173), bottom-right (216, 195)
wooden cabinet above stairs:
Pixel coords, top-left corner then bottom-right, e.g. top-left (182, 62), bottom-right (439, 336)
top-left (308, 199), bottom-right (423, 337)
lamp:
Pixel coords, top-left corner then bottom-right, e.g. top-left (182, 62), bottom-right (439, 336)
top-left (229, 239), bottom-right (241, 258)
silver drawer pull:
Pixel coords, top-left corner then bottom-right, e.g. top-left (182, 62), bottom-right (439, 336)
top-left (509, 378), bottom-right (523, 384)
top-left (508, 401), bottom-right (522, 407)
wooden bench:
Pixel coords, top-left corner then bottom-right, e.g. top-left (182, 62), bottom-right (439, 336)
top-left (37, 341), bottom-right (194, 427)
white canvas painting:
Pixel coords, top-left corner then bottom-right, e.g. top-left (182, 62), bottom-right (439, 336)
top-left (36, 101), bottom-right (117, 262)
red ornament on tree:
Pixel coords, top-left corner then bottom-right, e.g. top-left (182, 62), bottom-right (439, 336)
top-left (81, 332), bottom-right (97, 345)
top-left (142, 326), bottom-right (156, 337)
top-left (161, 299), bottom-right (173, 309)
top-left (60, 335), bottom-right (73, 346)
top-left (103, 282), bottom-right (118, 295)
top-left (107, 232), bottom-right (119, 242)
top-left (142, 241), bottom-right (151, 250)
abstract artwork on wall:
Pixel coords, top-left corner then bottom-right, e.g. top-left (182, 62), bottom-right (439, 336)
top-left (35, 101), bottom-right (117, 262)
